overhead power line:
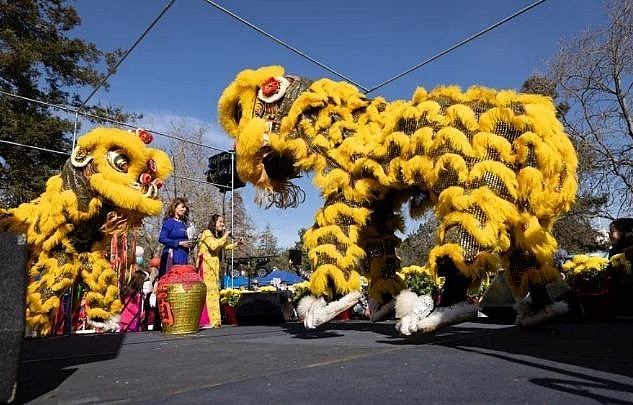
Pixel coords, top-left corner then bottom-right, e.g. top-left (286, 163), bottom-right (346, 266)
top-left (0, 90), bottom-right (230, 187)
top-left (0, 138), bottom-right (216, 187)
top-left (365, 0), bottom-right (549, 94)
top-left (79, 0), bottom-right (177, 111)
top-left (200, 0), bottom-right (369, 92)
top-left (0, 139), bottom-right (68, 156)
top-left (0, 136), bottom-right (218, 187)
top-left (204, 0), bottom-right (548, 94)
top-left (0, 89), bottom-right (228, 153)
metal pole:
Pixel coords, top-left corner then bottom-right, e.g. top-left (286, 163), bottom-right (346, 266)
top-left (72, 110), bottom-right (79, 150)
top-left (230, 151), bottom-right (236, 289)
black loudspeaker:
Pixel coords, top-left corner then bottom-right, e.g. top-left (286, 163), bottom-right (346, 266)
top-left (288, 249), bottom-right (302, 266)
top-left (0, 232), bottom-right (27, 403)
top-left (235, 292), bottom-right (285, 325)
top-left (206, 151), bottom-right (246, 191)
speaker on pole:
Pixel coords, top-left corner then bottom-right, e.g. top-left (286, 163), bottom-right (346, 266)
top-left (0, 232), bottom-right (27, 403)
top-left (205, 151), bottom-right (245, 191)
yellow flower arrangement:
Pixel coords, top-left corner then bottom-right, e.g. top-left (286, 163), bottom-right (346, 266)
top-left (561, 254), bottom-right (611, 294)
top-left (561, 255), bottom-right (609, 276)
top-left (258, 285), bottom-right (277, 293)
top-left (219, 288), bottom-right (243, 307)
top-left (220, 285), bottom-right (285, 307)
top-left (291, 281), bottom-right (311, 304)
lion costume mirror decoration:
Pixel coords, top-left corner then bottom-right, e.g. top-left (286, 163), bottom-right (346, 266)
top-left (0, 128), bottom-right (172, 335)
top-left (218, 66), bottom-right (577, 334)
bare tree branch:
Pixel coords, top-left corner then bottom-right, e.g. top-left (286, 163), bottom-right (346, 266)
top-left (547, 0), bottom-right (633, 213)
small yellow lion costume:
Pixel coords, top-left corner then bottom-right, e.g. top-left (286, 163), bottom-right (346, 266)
top-left (218, 66), bottom-right (577, 332)
top-left (0, 128), bottom-right (172, 335)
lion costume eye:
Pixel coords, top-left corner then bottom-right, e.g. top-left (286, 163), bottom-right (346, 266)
top-left (106, 150), bottom-right (130, 173)
top-left (233, 101), bottom-right (242, 125)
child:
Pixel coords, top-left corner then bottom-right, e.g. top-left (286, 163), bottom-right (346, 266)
top-left (119, 270), bottom-right (149, 332)
top-left (144, 257), bottom-right (161, 330)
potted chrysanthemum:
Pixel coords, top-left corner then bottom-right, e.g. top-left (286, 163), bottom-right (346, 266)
top-left (219, 288), bottom-right (242, 325)
top-left (561, 255), bottom-right (610, 293)
top-left (398, 265), bottom-right (442, 301)
top-left (291, 281), bottom-right (311, 306)
top-left (561, 254), bottom-right (614, 319)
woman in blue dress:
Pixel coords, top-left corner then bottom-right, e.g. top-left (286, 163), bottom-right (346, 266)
top-left (158, 198), bottom-right (193, 277)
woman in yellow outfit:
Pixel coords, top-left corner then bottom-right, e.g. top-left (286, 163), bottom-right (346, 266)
top-left (197, 214), bottom-right (239, 327)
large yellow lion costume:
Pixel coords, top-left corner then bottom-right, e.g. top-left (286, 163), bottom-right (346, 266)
top-left (218, 66), bottom-right (577, 333)
top-left (0, 128), bottom-right (172, 335)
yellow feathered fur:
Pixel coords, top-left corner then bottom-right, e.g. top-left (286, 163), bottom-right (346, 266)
top-left (219, 66), bottom-right (577, 302)
top-left (0, 127), bottom-right (172, 335)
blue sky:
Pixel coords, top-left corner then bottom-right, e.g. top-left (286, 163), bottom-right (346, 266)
top-left (70, 0), bottom-right (608, 247)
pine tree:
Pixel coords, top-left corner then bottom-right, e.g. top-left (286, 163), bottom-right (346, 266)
top-left (257, 224), bottom-right (279, 256)
top-left (0, 0), bottom-right (129, 206)
top-left (397, 214), bottom-right (439, 267)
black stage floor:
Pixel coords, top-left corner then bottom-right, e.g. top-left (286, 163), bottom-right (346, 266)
top-left (16, 318), bottom-right (633, 404)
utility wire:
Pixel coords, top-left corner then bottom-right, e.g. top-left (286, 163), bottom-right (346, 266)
top-left (167, 173), bottom-right (223, 187)
top-left (0, 90), bottom-right (230, 186)
top-left (205, 0), bottom-right (547, 94)
top-left (0, 137), bottom-right (216, 187)
top-left (200, 0), bottom-right (369, 92)
top-left (0, 89), bottom-right (228, 152)
top-left (0, 89), bottom-right (78, 114)
top-left (79, 0), bottom-right (177, 111)
top-left (0, 139), bottom-right (68, 155)
top-left (365, 0), bottom-right (549, 94)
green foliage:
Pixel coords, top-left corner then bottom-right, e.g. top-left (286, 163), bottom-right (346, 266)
top-left (397, 215), bottom-right (439, 267)
top-left (0, 0), bottom-right (131, 207)
top-left (267, 253), bottom-right (287, 271)
top-left (574, 269), bottom-right (608, 284)
top-left (291, 281), bottom-right (310, 304)
top-left (404, 272), bottom-right (438, 296)
top-left (219, 289), bottom-right (242, 307)
top-left (257, 223), bottom-right (279, 255)
top-left (294, 227), bottom-right (307, 249)
top-left (552, 193), bottom-right (610, 254)
top-left (521, 75), bottom-right (569, 117)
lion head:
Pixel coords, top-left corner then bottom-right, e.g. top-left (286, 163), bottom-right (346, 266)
top-left (68, 127), bottom-right (172, 228)
top-left (218, 65), bottom-right (369, 208)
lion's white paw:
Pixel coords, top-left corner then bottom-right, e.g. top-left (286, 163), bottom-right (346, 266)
top-left (303, 291), bottom-right (361, 329)
top-left (514, 297), bottom-right (569, 328)
top-left (304, 296), bottom-right (326, 329)
top-left (394, 292), bottom-right (434, 335)
top-left (416, 301), bottom-right (479, 334)
top-left (395, 296), bottom-right (479, 335)
top-left (296, 295), bottom-right (318, 321)
top-left (89, 314), bottom-right (120, 332)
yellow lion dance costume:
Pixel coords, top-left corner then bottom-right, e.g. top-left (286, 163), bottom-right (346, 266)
top-left (0, 128), bottom-right (172, 335)
top-left (218, 66), bottom-right (577, 333)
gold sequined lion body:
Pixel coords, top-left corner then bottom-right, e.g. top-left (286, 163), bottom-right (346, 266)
top-left (0, 128), bottom-right (172, 335)
top-left (218, 66), bottom-right (577, 332)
